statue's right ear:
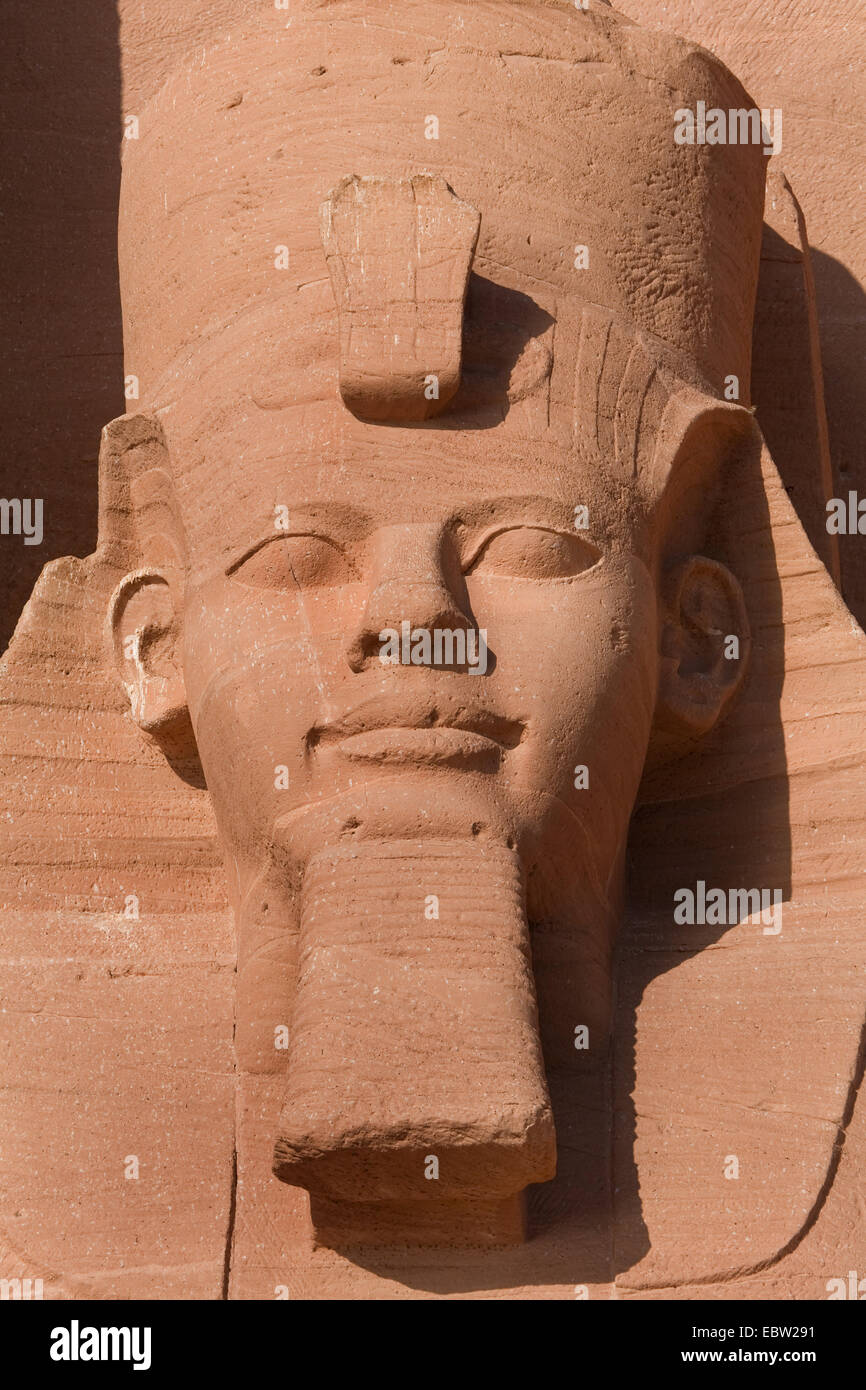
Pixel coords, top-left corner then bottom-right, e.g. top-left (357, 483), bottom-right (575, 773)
top-left (108, 568), bottom-right (187, 737)
top-left (99, 414), bottom-right (192, 751)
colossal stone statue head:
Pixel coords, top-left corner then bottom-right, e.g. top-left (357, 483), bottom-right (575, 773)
top-left (4, 0), bottom-right (865, 1298)
top-left (103, 0), bottom-right (764, 1247)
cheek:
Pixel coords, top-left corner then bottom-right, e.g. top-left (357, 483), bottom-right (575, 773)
top-left (180, 585), bottom-right (362, 840)
top-left (470, 563), bottom-right (658, 786)
top-left (184, 654), bottom-right (307, 849)
top-left (182, 581), bottom-right (365, 716)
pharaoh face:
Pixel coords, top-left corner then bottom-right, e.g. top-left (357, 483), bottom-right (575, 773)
top-left (175, 413), bottom-right (658, 927)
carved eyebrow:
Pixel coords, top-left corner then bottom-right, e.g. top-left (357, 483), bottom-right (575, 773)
top-left (226, 530), bottom-right (348, 577)
top-left (450, 496), bottom-right (581, 532)
top-left (452, 496), bottom-right (602, 562)
top-left (460, 521), bottom-right (602, 572)
top-left (224, 501), bottom-right (371, 575)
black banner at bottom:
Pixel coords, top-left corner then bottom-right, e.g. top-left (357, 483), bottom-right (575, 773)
top-left (2, 1297), bottom-right (859, 1377)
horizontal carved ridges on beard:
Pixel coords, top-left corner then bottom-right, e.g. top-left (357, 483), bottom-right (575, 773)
top-left (273, 838), bottom-right (556, 1226)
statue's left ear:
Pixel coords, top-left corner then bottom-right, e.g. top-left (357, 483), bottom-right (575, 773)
top-left (647, 387), bottom-right (759, 738)
top-left (108, 568), bottom-right (188, 738)
top-left (656, 555), bottom-right (750, 736)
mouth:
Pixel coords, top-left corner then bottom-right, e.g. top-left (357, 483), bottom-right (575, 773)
top-left (309, 697), bottom-right (524, 768)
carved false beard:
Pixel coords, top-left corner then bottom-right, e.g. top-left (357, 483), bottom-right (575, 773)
top-left (269, 838), bottom-right (556, 1248)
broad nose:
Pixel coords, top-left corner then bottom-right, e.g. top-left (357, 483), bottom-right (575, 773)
top-left (346, 524), bottom-right (472, 673)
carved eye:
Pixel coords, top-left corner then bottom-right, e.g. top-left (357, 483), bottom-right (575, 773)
top-left (466, 527), bottom-right (601, 580)
top-left (230, 534), bottom-right (354, 590)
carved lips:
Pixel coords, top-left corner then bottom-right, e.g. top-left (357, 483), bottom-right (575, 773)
top-left (309, 695), bottom-right (523, 768)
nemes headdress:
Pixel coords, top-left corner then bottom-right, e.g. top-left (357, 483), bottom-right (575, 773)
top-left (105, 0), bottom-right (774, 577)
